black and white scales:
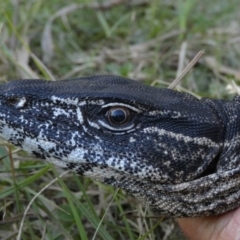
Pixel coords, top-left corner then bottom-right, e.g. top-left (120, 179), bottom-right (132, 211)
top-left (0, 75), bottom-right (240, 217)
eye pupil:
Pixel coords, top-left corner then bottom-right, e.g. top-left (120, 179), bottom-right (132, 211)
top-left (107, 107), bottom-right (131, 126)
top-left (111, 109), bottom-right (126, 123)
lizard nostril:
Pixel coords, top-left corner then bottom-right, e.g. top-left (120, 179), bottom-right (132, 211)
top-left (7, 97), bottom-right (27, 108)
top-left (107, 107), bottom-right (131, 126)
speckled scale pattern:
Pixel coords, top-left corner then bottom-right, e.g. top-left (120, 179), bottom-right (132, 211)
top-left (0, 75), bottom-right (240, 217)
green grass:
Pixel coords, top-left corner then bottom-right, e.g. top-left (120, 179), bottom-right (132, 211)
top-left (0, 0), bottom-right (240, 239)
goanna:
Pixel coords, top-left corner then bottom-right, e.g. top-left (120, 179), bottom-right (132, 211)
top-left (0, 75), bottom-right (240, 217)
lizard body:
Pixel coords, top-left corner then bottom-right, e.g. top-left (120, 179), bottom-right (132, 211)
top-left (0, 75), bottom-right (240, 217)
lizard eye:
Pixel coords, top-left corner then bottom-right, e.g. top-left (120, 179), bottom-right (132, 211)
top-left (106, 107), bottom-right (131, 126)
top-left (97, 103), bottom-right (140, 132)
top-left (7, 97), bottom-right (27, 108)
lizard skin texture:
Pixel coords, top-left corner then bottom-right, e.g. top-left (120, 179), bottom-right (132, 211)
top-left (0, 75), bottom-right (240, 217)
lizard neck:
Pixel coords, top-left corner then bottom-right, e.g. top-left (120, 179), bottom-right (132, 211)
top-left (210, 98), bottom-right (240, 171)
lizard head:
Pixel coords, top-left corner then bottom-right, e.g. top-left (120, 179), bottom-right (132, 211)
top-left (0, 75), bottom-right (236, 217)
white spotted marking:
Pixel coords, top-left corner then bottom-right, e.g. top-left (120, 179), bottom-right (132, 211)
top-left (76, 107), bottom-right (84, 124)
top-left (78, 101), bottom-right (86, 106)
top-left (144, 127), bottom-right (218, 147)
top-left (21, 136), bottom-right (57, 154)
top-left (66, 131), bottom-right (78, 146)
top-left (1, 124), bottom-right (22, 141)
top-left (67, 148), bottom-right (86, 162)
top-left (15, 97), bottom-right (26, 108)
top-left (87, 119), bottom-right (100, 129)
top-left (51, 96), bottom-right (79, 105)
top-left (89, 100), bottom-right (105, 105)
top-left (53, 107), bottom-right (70, 117)
top-left (129, 137), bottom-right (136, 142)
top-left (148, 110), bottom-right (183, 118)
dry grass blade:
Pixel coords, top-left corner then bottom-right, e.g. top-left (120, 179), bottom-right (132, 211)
top-left (176, 41), bottom-right (188, 79)
top-left (0, 213), bottom-right (36, 224)
top-left (17, 171), bottom-right (69, 240)
top-left (15, 43), bottom-right (39, 79)
top-left (204, 56), bottom-right (240, 81)
top-left (226, 80), bottom-right (240, 95)
top-left (72, 30), bottom-right (183, 64)
top-left (168, 50), bottom-right (205, 89)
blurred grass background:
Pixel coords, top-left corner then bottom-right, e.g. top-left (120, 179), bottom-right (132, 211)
top-left (0, 0), bottom-right (240, 239)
